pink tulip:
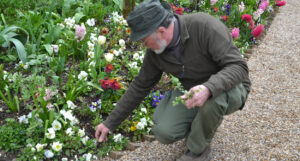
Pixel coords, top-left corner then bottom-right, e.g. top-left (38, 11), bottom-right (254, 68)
top-left (231, 27), bottom-right (240, 39)
top-left (211, 0), bottom-right (218, 5)
top-left (75, 24), bottom-right (86, 41)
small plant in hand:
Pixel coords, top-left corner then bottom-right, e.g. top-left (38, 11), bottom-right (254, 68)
top-left (171, 76), bottom-right (202, 106)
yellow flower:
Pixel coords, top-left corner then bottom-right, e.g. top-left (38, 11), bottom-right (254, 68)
top-left (130, 121), bottom-right (138, 132)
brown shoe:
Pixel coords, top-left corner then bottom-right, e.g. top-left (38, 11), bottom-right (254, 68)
top-left (176, 146), bottom-right (211, 161)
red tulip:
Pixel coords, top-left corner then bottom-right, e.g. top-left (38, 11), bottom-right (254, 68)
top-left (222, 15), bottom-right (229, 22)
top-left (242, 14), bottom-right (252, 23)
top-left (275, 0), bottom-right (286, 6)
top-left (251, 24), bottom-right (264, 38)
top-left (175, 7), bottom-right (183, 15)
top-left (105, 64), bottom-right (114, 73)
top-left (212, 7), bottom-right (219, 12)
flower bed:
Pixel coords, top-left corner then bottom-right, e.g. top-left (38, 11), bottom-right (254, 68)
top-left (0, 0), bottom-right (285, 160)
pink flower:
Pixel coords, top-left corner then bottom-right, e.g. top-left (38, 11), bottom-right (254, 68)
top-left (231, 27), bottom-right (240, 39)
top-left (211, 0), bottom-right (218, 5)
top-left (75, 24), bottom-right (86, 41)
top-left (251, 24), bottom-right (264, 38)
top-left (241, 14), bottom-right (252, 23)
top-left (276, 0), bottom-right (286, 6)
top-left (259, 1), bottom-right (269, 11)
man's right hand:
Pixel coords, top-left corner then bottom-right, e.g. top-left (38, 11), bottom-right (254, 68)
top-left (95, 123), bottom-right (110, 142)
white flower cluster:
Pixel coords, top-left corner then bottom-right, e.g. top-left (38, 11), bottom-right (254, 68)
top-left (16, 61), bottom-right (29, 69)
top-left (86, 18), bottom-right (95, 27)
top-left (64, 17), bottom-right (75, 29)
top-left (136, 117), bottom-right (148, 130)
top-left (78, 71), bottom-right (88, 81)
top-left (82, 153), bottom-right (98, 161)
top-left (60, 109), bottom-right (79, 125)
top-left (113, 133), bottom-right (123, 142)
top-left (112, 12), bottom-right (128, 26)
top-left (133, 51), bottom-right (145, 62)
top-left (18, 112), bottom-right (32, 124)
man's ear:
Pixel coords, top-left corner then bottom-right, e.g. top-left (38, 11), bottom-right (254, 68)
top-left (157, 26), bottom-right (166, 34)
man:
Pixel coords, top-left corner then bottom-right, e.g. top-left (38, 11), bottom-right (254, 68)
top-left (95, 0), bottom-right (251, 160)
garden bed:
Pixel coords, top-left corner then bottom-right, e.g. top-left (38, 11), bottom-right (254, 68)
top-left (0, 0), bottom-right (285, 160)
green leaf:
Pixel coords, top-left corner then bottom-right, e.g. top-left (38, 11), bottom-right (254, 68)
top-left (74, 12), bottom-right (85, 24)
top-left (43, 44), bottom-right (53, 55)
top-left (7, 55), bottom-right (17, 61)
top-left (9, 38), bottom-right (27, 63)
top-left (113, 0), bottom-right (123, 10)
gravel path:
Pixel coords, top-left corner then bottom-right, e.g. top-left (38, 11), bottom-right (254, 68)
top-left (105, 0), bottom-right (300, 160)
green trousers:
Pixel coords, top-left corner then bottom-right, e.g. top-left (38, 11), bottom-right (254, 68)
top-left (152, 84), bottom-right (248, 155)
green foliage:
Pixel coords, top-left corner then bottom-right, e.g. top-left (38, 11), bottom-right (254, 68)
top-left (0, 118), bottom-right (28, 152)
top-left (0, 24), bottom-right (28, 63)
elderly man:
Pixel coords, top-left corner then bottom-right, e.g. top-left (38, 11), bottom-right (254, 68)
top-left (95, 0), bottom-right (251, 160)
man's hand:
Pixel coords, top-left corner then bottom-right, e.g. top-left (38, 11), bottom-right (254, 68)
top-left (95, 123), bottom-right (110, 142)
top-left (180, 85), bottom-right (211, 109)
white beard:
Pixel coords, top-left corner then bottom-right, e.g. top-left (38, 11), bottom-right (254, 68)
top-left (151, 33), bottom-right (167, 54)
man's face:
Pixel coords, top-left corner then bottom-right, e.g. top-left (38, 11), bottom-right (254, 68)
top-left (141, 32), bottom-right (167, 54)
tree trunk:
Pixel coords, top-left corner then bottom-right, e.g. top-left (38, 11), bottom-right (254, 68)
top-left (123, 0), bottom-right (135, 19)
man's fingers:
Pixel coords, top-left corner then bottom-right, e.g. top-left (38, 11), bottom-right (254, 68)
top-left (99, 131), bottom-right (108, 142)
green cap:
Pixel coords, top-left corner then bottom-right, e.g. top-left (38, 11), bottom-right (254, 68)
top-left (127, 0), bottom-right (171, 41)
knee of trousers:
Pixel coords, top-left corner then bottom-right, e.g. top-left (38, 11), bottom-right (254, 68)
top-left (152, 123), bottom-right (184, 144)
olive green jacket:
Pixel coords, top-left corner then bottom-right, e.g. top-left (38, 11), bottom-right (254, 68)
top-left (103, 12), bottom-right (251, 131)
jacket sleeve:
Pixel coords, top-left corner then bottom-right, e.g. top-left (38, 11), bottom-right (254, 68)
top-left (103, 50), bottom-right (162, 131)
top-left (202, 18), bottom-right (250, 98)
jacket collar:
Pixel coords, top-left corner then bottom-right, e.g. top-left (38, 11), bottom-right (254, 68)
top-left (175, 14), bottom-right (189, 45)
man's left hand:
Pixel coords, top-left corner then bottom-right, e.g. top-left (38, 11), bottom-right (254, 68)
top-left (180, 85), bottom-right (211, 109)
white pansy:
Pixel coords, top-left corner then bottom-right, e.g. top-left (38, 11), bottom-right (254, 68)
top-left (52, 120), bottom-right (62, 131)
top-left (81, 136), bottom-right (89, 145)
top-left (36, 143), bottom-right (46, 152)
top-left (136, 122), bottom-right (145, 130)
top-left (140, 117), bottom-right (147, 124)
top-left (66, 128), bottom-right (74, 136)
top-left (113, 133), bottom-right (123, 142)
top-left (139, 54), bottom-right (144, 62)
top-left (78, 128), bottom-right (85, 137)
top-left (119, 39), bottom-right (125, 47)
top-left (97, 35), bottom-right (106, 45)
top-left (133, 53), bottom-right (140, 60)
top-left (88, 51), bottom-right (95, 58)
top-left (69, 116), bottom-right (79, 126)
top-left (51, 44), bottom-right (59, 53)
top-left (86, 18), bottom-right (95, 27)
top-left (90, 33), bottom-right (98, 43)
top-left (83, 153), bottom-right (93, 161)
top-left (59, 23), bottom-right (65, 29)
top-left (18, 115), bottom-right (28, 124)
top-left (27, 112), bottom-right (32, 119)
top-left (129, 62), bottom-right (138, 69)
top-left (3, 71), bottom-right (7, 80)
top-left (78, 71), bottom-right (88, 80)
top-left (88, 41), bottom-right (95, 51)
top-left (89, 61), bottom-right (96, 68)
top-left (65, 17), bottom-right (75, 29)
top-left (45, 128), bottom-right (56, 139)
top-left (141, 108), bottom-right (147, 113)
top-left (104, 53), bottom-right (114, 62)
top-left (44, 150), bottom-right (54, 158)
top-left (67, 100), bottom-right (77, 109)
top-left (31, 147), bottom-right (36, 152)
top-left (52, 141), bottom-right (63, 152)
